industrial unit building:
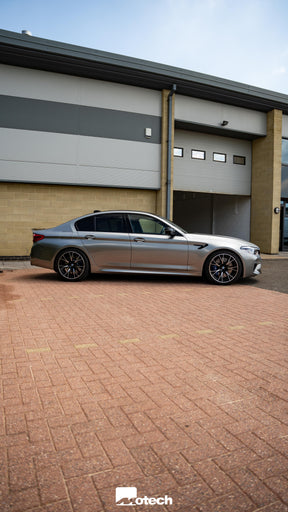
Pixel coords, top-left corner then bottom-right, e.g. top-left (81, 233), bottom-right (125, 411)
top-left (1, 28), bottom-right (288, 256)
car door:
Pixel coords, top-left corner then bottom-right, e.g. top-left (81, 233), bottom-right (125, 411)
top-left (76, 213), bottom-right (131, 271)
top-left (127, 213), bottom-right (188, 273)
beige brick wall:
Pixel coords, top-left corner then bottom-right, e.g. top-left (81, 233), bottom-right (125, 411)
top-left (0, 182), bottom-right (157, 256)
top-left (251, 109), bottom-right (282, 254)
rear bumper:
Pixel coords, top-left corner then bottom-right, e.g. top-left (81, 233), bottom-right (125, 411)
top-left (30, 244), bottom-right (54, 270)
top-left (30, 256), bottom-right (54, 270)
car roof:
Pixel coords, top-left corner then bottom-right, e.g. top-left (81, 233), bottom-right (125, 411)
top-left (83, 210), bottom-right (159, 216)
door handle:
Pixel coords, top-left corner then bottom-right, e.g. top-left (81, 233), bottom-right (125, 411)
top-left (84, 235), bottom-right (96, 239)
top-left (134, 237), bottom-right (145, 242)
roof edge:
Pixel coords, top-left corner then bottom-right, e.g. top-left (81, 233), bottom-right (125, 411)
top-left (1, 28), bottom-right (288, 109)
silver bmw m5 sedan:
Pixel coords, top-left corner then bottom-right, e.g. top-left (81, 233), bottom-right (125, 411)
top-left (30, 210), bottom-right (262, 285)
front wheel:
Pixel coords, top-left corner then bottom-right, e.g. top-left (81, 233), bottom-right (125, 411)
top-left (55, 249), bottom-right (90, 282)
top-left (204, 250), bottom-right (242, 285)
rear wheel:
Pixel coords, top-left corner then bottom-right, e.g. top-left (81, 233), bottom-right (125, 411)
top-left (55, 249), bottom-right (90, 282)
top-left (204, 250), bottom-right (242, 285)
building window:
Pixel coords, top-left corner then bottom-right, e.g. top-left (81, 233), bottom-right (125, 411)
top-left (282, 139), bottom-right (288, 164)
top-left (174, 147), bottom-right (183, 157)
top-left (213, 152), bottom-right (226, 163)
top-left (191, 149), bottom-right (206, 160)
top-left (282, 139), bottom-right (288, 198)
top-left (233, 155), bottom-right (246, 165)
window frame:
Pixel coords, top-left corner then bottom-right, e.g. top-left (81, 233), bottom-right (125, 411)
top-left (174, 147), bottom-right (184, 158)
top-left (233, 155), bottom-right (246, 165)
top-left (191, 149), bottom-right (206, 160)
top-left (213, 152), bottom-right (227, 163)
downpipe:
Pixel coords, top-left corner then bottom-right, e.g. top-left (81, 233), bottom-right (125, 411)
top-left (166, 84), bottom-right (177, 220)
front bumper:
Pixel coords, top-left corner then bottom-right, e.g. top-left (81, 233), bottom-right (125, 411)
top-left (253, 262), bottom-right (262, 276)
top-left (243, 254), bottom-right (262, 278)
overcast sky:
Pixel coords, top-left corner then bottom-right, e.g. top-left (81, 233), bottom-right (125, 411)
top-left (1, 0), bottom-right (288, 94)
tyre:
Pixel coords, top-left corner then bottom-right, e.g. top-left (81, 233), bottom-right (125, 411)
top-left (55, 249), bottom-right (90, 282)
top-left (204, 250), bottom-right (242, 285)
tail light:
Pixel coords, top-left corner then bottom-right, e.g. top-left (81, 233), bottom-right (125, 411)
top-left (33, 233), bottom-right (45, 243)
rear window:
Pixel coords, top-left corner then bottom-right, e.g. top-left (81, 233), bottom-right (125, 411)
top-left (75, 213), bottom-right (126, 233)
top-left (75, 216), bottom-right (95, 231)
top-left (95, 214), bottom-right (126, 232)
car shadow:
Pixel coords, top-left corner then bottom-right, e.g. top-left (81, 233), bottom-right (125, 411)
top-left (17, 269), bottom-right (205, 286)
top-left (15, 264), bottom-right (283, 289)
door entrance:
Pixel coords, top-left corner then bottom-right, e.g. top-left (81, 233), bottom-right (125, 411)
top-left (280, 200), bottom-right (288, 251)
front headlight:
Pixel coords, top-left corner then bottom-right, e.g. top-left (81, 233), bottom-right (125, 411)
top-left (240, 246), bottom-right (260, 256)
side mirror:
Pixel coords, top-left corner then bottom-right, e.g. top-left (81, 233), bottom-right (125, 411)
top-left (165, 227), bottom-right (176, 238)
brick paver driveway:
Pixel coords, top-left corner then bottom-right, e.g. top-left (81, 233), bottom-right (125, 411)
top-left (0, 268), bottom-right (288, 512)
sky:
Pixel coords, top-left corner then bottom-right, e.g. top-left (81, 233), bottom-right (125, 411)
top-left (1, 0), bottom-right (288, 94)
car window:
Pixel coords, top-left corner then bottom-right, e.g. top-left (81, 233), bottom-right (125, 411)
top-left (75, 216), bottom-right (95, 231)
top-left (128, 214), bottom-right (167, 235)
top-left (95, 213), bottom-right (127, 233)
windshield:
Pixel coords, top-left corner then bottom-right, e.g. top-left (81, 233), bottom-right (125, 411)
top-left (169, 220), bottom-right (187, 233)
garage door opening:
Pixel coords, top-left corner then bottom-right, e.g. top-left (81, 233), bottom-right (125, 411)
top-left (173, 191), bottom-right (251, 240)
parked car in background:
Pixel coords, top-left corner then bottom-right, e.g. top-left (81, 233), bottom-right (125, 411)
top-left (31, 210), bottom-right (261, 285)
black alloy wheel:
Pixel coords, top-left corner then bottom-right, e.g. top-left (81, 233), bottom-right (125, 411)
top-left (204, 250), bottom-right (242, 285)
top-left (55, 249), bottom-right (90, 281)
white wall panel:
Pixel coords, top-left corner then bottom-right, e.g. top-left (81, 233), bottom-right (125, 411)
top-left (78, 136), bottom-right (160, 170)
top-left (175, 95), bottom-right (266, 137)
top-left (174, 130), bottom-right (251, 195)
top-left (0, 64), bottom-right (161, 115)
top-left (0, 128), bottom-right (161, 189)
top-left (0, 128), bottom-right (77, 164)
top-left (0, 161), bottom-right (160, 188)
